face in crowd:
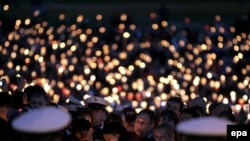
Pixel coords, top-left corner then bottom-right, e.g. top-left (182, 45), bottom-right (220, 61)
top-left (29, 92), bottom-right (49, 109)
top-left (134, 111), bottom-right (155, 137)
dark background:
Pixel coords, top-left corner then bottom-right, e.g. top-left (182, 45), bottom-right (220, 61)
top-left (2, 0), bottom-right (250, 27)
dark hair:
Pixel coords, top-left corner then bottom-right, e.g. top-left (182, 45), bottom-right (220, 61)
top-left (137, 109), bottom-right (156, 126)
top-left (122, 107), bottom-right (136, 123)
top-left (0, 92), bottom-right (13, 108)
top-left (24, 85), bottom-right (46, 102)
top-left (160, 108), bottom-right (179, 126)
top-left (154, 123), bottom-right (174, 140)
top-left (181, 108), bottom-right (200, 118)
top-left (217, 111), bottom-right (236, 123)
top-left (190, 105), bottom-right (204, 116)
top-left (75, 107), bottom-right (91, 119)
top-left (72, 118), bottom-right (91, 132)
top-left (103, 121), bottom-right (131, 141)
top-left (30, 92), bottom-right (50, 102)
top-left (167, 97), bottom-right (184, 111)
top-left (104, 112), bottom-right (123, 125)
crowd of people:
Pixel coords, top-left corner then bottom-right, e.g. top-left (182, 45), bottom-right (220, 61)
top-left (0, 84), bottom-right (239, 141)
top-left (0, 1), bottom-right (250, 141)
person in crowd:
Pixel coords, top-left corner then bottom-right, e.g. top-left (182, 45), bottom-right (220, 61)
top-left (213, 103), bottom-right (232, 116)
top-left (85, 96), bottom-right (110, 141)
top-left (133, 109), bottom-right (156, 141)
top-left (0, 91), bottom-right (14, 141)
top-left (208, 102), bottom-right (219, 115)
top-left (180, 108), bottom-right (200, 122)
top-left (166, 97), bottom-right (184, 119)
top-left (217, 110), bottom-right (236, 123)
top-left (158, 109), bottom-right (179, 129)
top-left (29, 91), bottom-right (50, 109)
top-left (12, 74), bottom-right (26, 109)
top-left (121, 107), bottom-right (136, 133)
top-left (103, 121), bottom-right (133, 141)
top-left (70, 118), bottom-right (93, 141)
top-left (75, 107), bottom-right (92, 122)
top-left (186, 97), bottom-right (206, 116)
top-left (154, 123), bottom-right (174, 141)
top-left (104, 112), bottom-right (123, 125)
top-left (11, 106), bottom-right (72, 141)
top-left (189, 105), bottom-right (205, 117)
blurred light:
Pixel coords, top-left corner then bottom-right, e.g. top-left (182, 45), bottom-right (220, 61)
top-left (77, 15), bottom-right (84, 23)
top-left (161, 21), bottom-right (168, 27)
top-left (129, 24), bottom-right (136, 30)
top-left (123, 32), bottom-right (130, 38)
top-left (152, 23), bottom-right (158, 30)
top-left (99, 27), bottom-right (106, 33)
top-left (132, 100), bottom-right (138, 108)
top-left (96, 14), bottom-right (103, 21)
top-left (25, 18), bottom-right (31, 26)
top-left (3, 5), bottom-right (9, 11)
top-left (140, 101), bottom-right (148, 109)
top-left (59, 14), bottom-right (65, 20)
top-left (149, 12), bottom-right (156, 19)
top-left (120, 13), bottom-right (127, 21)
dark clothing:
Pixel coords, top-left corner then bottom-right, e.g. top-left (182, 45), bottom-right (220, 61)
top-left (0, 118), bottom-right (12, 141)
top-left (93, 125), bottom-right (104, 141)
top-left (132, 130), bottom-right (155, 141)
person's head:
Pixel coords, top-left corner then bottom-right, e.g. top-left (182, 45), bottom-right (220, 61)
top-left (187, 97), bottom-right (206, 115)
top-left (154, 123), bottom-right (174, 141)
top-left (85, 96), bottom-right (109, 126)
top-left (24, 85), bottom-right (46, 103)
top-left (103, 121), bottom-right (128, 141)
top-left (29, 92), bottom-right (50, 109)
top-left (0, 92), bottom-right (13, 120)
top-left (134, 109), bottom-right (156, 137)
top-left (121, 107), bottom-right (136, 132)
top-left (166, 97), bottom-right (184, 118)
top-left (213, 103), bottom-right (232, 116)
top-left (104, 112), bottom-right (123, 125)
top-left (72, 118), bottom-right (93, 141)
top-left (12, 107), bottom-right (71, 141)
top-left (159, 108), bottom-right (179, 128)
top-left (217, 111), bottom-right (236, 123)
top-left (208, 102), bottom-right (219, 115)
top-left (180, 108), bottom-right (200, 122)
top-left (75, 107), bottom-right (92, 123)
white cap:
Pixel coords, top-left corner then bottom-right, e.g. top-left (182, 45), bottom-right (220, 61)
top-left (12, 107), bottom-right (71, 134)
top-left (176, 116), bottom-right (233, 137)
top-left (85, 96), bottom-right (110, 109)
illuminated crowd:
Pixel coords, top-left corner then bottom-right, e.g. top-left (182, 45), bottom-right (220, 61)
top-left (1, 3), bottom-right (250, 114)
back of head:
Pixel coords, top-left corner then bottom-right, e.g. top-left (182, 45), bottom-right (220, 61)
top-left (160, 108), bottom-right (179, 126)
top-left (122, 106), bottom-right (136, 123)
top-left (72, 118), bottom-right (91, 133)
top-left (167, 97), bottom-right (184, 111)
top-left (187, 97), bottom-right (206, 115)
top-left (24, 85), bottom-right (46, 102)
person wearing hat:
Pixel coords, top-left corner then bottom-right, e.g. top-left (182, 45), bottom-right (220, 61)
top-left (176, 116), bottom-right (233, 141)
top-left (85, 96), bottom-right (110, 141)
top-left (11, 106), bottom-right (71, 141)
